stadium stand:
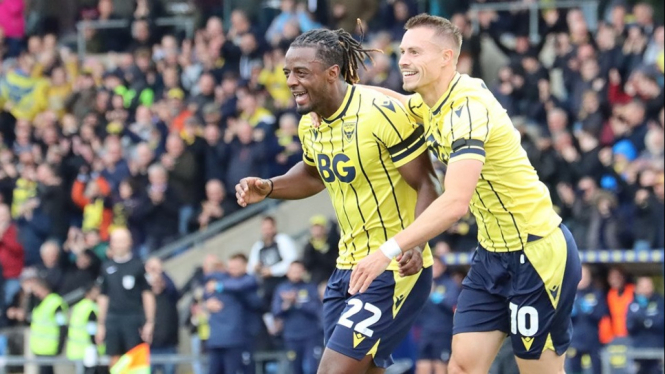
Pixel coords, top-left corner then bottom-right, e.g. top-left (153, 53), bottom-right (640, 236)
top-left (0, 0), bottom-right (663, 373)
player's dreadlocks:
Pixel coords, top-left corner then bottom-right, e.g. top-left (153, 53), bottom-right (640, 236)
top-left (291, 21), bottom-right (380, 84)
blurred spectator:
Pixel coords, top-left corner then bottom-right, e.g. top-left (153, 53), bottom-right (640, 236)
top-left (0, 203), bottom-right (23, 306)
top-left (0, 52), bottom-right (48, 123)
top-left (71, 166), bottom-right (113, 241)
top-left (144, 257), bottom-right (177, 300)
top-left (415, 256), bottom-right (460, 374)
top-left (248, 216), bottom-right (298, 311)
top-left (58, 245), bottom-right (101, 296)
top-left (161, 133), bottom-right (198, 235)
top-left (600, 267), bottom-right (635, 345)
top-left (272, 261), bottom-right (323, 374)
top-left (0, 0), bottom-right (25, 57)
top-left (35, 241), bottom-right (65, 294)
top-left (202, 122), bottom-right (228, 183)
top-left (15, 196), bottom-right (50, 267)
top-left (265, 0), bottom-right (322, 46)
top-left (224, 119), bottom-right (266, 195)
top-left (204, 253), bottom-right (260, 374)
top-left (150, 273), bottom-right (179, 374)
top-left (302, 215), bottom-right (339, 286)
top-left (191, 179), bottom-right (237, 232)
top-left (360, 53), bottom-right (402, 94)
top-left (64, 283), bottom-right (102, 373)
top-left (328, 0), bottom-right (378, 35)
top-left (266, 112), bottom-right (302, 176)
top-left (100, 139), bottom-right (132, 195)
top-left (133, 164), bottom-right (180, 255)
top-left (627, 276), bottom-right (664, 374)
top-left (25, 277), bottom-right (68, 374)
top-left (183, 253), bottom-right (225, 374)
top-left (237, 87), bottom-right (276, 132)
top-left (567, 265), bottom-right (608, 374)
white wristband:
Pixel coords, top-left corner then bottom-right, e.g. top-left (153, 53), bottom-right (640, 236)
top-left (380, 238), bottom-right (402, 259)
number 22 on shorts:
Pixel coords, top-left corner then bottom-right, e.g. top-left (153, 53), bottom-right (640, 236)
top-left (338, 299), bottom-right (382, 348)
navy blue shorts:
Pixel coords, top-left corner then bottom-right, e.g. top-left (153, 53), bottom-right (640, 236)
top-left (323, 266), bottom-right (432, 368)
top-left (453, 224), bottom-right (581, 360)
top-left (418, 334), bottom-right (452, 362)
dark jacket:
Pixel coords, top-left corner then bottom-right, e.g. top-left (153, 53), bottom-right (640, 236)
top-left (272, 281), bottom-right (322, 341)
top-left (571, 287), bottom-right (609, 351)
top-left (204, 272), bottom-right (261, 348)
top-left (626, 294), bottom-right (665, 349)
top-left (416, 274), bottom-right (460, 338)
top-left (302, 234), bottom-right (339, 286)
top-left (132, 186), bottom-right (180, 239)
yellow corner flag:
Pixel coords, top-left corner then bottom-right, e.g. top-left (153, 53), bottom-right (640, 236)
top-left (110, 343), bottom-right (151, 374)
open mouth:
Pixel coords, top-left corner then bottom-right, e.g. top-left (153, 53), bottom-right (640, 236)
top-left (293, 91), bottom-right (309, 106)
top-left (402, 71), bottom-right (418, 79)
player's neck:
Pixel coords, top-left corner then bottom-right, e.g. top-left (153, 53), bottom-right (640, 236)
top-left (318, 82), bottom-right (349, 119)
top-left (420, 69), bottom-right (458, 108)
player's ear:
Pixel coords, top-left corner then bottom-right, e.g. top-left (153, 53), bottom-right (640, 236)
top-left (327, 64), bottom-right (341, 83)
top-left (442, 49), bottom-right (454, 66)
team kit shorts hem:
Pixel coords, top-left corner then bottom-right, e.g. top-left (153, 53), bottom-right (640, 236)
top-left (453, 224), bottom-right (582, 360)
top-left (323, 266), bottom-right (433, 368)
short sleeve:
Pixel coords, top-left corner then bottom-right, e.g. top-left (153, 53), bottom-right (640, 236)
top-left (449, 97), bottom-right (490, 164)
top-left (99, 272), bottom-right (108, 295)
top-left (405, 94), bottom-right (427, 123)
top-left (373, 97), bottom-right (427, 168)
top-left (297, 117), bottom-right (316, 166)
top-left (136, 263), bottom-right (150, 292)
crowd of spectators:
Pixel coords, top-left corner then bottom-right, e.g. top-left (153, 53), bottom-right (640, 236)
top-left (0, 0), bottom-right (664, 372)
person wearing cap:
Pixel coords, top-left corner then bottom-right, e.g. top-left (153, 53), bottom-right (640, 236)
top-left (302, 215), bottom-right (339, 285)
top-left (169, 88), bottom-right (192, 134)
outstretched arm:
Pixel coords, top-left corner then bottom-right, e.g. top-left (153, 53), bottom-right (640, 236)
top-left (349, 159), bottom-right (481, 294)
top-left (236, 161), bottom-right (326, 206)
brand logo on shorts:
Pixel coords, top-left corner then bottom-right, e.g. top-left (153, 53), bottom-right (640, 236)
top-left (353, 332), bottom-right (366, 348)
top-left (521, 337), bottom-right (534, 351)
top-left (393, 294), bottom-right (406, 317)
top-left (548, 285), bottom-right (559, 303)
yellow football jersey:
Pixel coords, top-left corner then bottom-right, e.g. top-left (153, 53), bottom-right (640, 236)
top-left (406, 73), bottom-right (562, 252)
top-left (299, 85), bottom-right (433, 270)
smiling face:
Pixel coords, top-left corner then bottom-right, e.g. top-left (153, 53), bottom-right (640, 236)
top-left (399, 27), bottom-right (452, 94)
top-left (284, 46), bottom-right (336, 115)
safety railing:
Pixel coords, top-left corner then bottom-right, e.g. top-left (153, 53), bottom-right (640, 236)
top-left (75, 17), bottom-right (196, 60)
top-left (1, 348), bottom-right (661, 374)
top-left (469, 0), bottom-right (600, 44)
top-left (151, 199), bottom-right (280, 261)
top-left (442, 249), bottom-right (665, 266)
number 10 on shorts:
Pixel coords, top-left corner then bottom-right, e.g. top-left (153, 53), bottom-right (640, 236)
top-left (509, 302), bottom-right (539, 337)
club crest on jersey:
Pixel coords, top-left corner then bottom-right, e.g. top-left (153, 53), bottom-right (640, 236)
top-left (343, 121), bottom-right (356, 142)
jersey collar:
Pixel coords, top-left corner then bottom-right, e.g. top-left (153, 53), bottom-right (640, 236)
top-left (432, 72), bottom-right (462, 116)
top-left (322, 85), bottom-right (355, 124)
